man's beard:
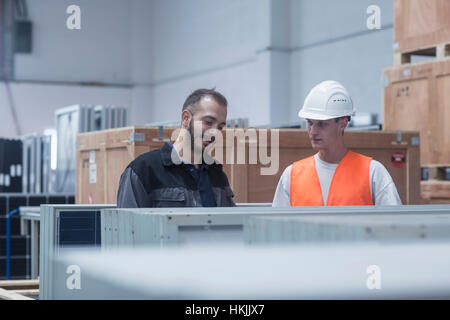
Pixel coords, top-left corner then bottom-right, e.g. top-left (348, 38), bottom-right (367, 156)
top-left (188, 119), bottom-right (204, 163)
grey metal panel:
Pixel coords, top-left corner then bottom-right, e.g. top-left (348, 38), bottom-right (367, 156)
top-left (105, 106), bottom-right (112, 129)
top-left (113, 106), bottom-right (119, 128)
top-left (22, 137), bottom-right (30, 193)
top-left (42, 204), bottom-right (450, 299)
top-left (121, 107), bottom-right (127, 127)
top-left (35, 135), bottom-right (41, 193)
top-left (55, 105), bottom-right (95, 192)
top-left (101, 205), bottom-right (450, 249)
top-left (244, 214), bottom-right (450, 244)
top-left (119, 107), bottom-right (126, 127)
top-left (22, 135), bottom-right (37, 193)
top-left (39, 204), bottom-right (116, 300)
top-left (52, 243), bottom-right (450, 299)
top-left (114, 107), bottom-right (123, 128)
top-left (30, 136), bottom-right (36, 193)
top-left (22, 134), bottom-right (53, 193)
top-left (55, 105), bottom-right (82, 193)
top-left (236, 203), bottom-right (271, 207)
top-left (41, 135), bottom-right (52, 193)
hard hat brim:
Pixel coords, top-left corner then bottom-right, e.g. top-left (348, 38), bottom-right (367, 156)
top-left (298, 109), bottom-right (342, 121)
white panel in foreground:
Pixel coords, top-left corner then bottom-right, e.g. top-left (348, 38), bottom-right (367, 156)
top-left (53, 243), bottom-right (450, 300)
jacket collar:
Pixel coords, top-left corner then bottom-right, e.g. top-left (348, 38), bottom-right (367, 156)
top-left (160, 142), bottom-right (223, 171)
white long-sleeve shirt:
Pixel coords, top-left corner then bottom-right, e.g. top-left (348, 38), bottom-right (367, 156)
top-left (272, 153), bottom-right (402, 207)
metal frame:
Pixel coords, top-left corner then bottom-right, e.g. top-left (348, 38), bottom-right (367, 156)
top-left (101, 205), bottom-right (450, 249)
top-left (18, 207), bottom-right (39, 279)
top-left (55, 105), bottom-right (128, 192)
top-left (21, 135), bottom-right (35, 193)
top-left (21, 134), bottom-right (52, 193)
top-left (40, 204), bottom-right (450, 299)
top-left (244, 213), bottom-right (450, 244)
top-left (55, 105), bottom-right (90, 193)
top-left (40, 135), bottom-right (52, 193)
top-left (39, 204), bottom-right (116, 300)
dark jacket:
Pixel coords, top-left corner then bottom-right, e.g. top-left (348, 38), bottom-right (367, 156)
top-left (117, 142), bottom-right (235, 208)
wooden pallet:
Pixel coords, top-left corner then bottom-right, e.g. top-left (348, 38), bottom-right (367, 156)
top-left (394, 42), bottom-right (450, 66)
top-left (0, 280), bottom-right (39, 300)
top-left (422, 166), bottom-right (450, 181)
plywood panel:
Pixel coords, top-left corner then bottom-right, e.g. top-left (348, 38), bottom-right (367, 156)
top-left (394, 0), bottom-right (450, 52)
top-left (383, 59), bottom-right (450, 166)
top-left (76, 127), bottom-right (170, 204)
top-left (436, 74), bottom-right (450, 164)
top-left (245, 130), bottom-right (419, 204)
top-left (387, 79), bottom-right (432, 164)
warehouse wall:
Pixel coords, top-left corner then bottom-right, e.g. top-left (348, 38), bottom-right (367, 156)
top-left (0, 83), bottom-right (131, 137)
top-left (130, 0), bottom-right (276, 126)
top-left (14, 0), bottom-right (131, 83)
top-left (0, 0), bottom-right (396, 137)
top-left (136, 0), bottom-right (395, 127)
top-left (289, 0), bottom-right (394, 123)
top-left (0, 0), bottom-right (132, 137)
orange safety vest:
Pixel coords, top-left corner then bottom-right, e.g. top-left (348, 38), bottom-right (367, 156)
top-left (290, 150), bottom-right (373, 206)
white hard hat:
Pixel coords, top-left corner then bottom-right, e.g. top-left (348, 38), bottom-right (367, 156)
top-left (298, 80), bottom-right (355, 120)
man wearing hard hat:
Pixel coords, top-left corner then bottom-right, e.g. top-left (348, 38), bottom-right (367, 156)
top-left (272, 80), bottom-right (401, 206)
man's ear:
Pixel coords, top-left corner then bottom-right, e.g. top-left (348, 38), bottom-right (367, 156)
top-left (181, 109), bottom-right (192, 128)
top-left (339, 117), bottom-right (348, 134)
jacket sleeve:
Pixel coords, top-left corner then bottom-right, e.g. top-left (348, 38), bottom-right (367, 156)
top-left (116, 167), bottom-right (152, 208)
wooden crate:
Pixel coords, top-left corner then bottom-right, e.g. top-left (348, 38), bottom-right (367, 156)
top-left (383, 59), bottom-right (450, 166)
top-left (421, 181), bottom-right (450, 204)
top-left (77, 127), bottom-right (420, 205)
top-left (394, 0), bottom-right (450, 59)
top-left (76, 126), bottom-right (177, 204)
top-left (226, 130), bottom-right (421, 205)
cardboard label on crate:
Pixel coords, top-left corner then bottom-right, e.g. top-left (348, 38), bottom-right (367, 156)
top-left (10, 165), bottom-right (15, 177)
top-left (16, 164), bottom-right (22, 177)
top-left (391, 152), bottom-right (406, 168)
top-left (89, 164), bottom-right (97, 184)
top-left (89, 151), bottom-right (95, 164)
top-left (4, 174), bottom-right (10, 187)
top-left (0, 174), bottom-right (3, 186)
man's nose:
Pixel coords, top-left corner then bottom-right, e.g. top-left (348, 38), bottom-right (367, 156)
top-left (309, 123), bottom-right (319, 134)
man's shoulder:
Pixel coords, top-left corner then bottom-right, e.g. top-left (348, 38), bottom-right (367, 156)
top-left (134, 149), bottom-right (161, 163)
top-left (369, 159), bottom-right (388, 171)
top-left (128, 148), bottom-right (164, 171)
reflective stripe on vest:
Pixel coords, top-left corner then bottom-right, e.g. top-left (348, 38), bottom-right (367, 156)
top-left (290, 150), bottom-right (373, 206)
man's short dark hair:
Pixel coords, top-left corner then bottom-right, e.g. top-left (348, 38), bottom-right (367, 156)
top-left (182, 88), bottom-right (228, 113)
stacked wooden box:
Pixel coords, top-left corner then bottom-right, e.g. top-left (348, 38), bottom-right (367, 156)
top-left (76, 127), bottom-right (421, 205)
top-left (383, 0), bottom-right (450, 203)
